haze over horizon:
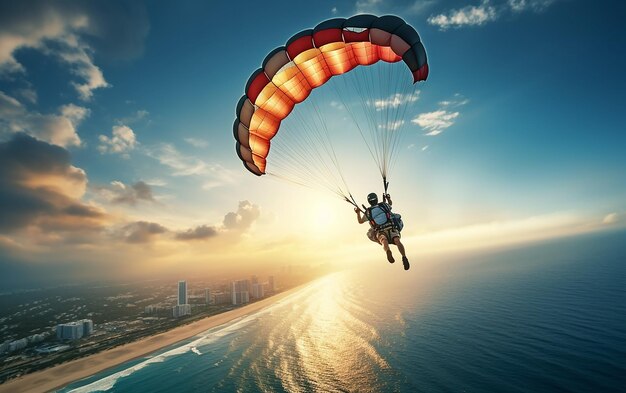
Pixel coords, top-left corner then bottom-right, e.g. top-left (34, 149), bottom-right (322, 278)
top-left (1, 0), bottom-right (625, 289)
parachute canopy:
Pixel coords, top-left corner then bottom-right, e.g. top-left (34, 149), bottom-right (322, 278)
top-left (234, 14), bottom-right (429, 177)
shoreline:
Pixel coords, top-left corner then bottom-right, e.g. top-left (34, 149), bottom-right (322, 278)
top-left (0, 284), bottom-right (308, 393)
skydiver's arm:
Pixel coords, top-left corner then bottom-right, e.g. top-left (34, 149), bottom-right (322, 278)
top-left (385, 194), bottom-right (393, 206)
top-left (355, 208), bottom-right (368, 224)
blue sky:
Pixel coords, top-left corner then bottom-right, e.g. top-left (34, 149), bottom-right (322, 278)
top-left (0, 0), bottom-right (625, 287)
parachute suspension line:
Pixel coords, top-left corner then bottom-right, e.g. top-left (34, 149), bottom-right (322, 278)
top-left (387, 75), bottom-right (415, 176)
top-left (343, 66), bottom-right (385, 177)
top-left (305, 92), bottom-right (355, 200)
top-left (380, 62), bottom-right (412, 179)
top-left (267, 86), bottom-right (356, 202)
top-left (330, 61), bottom-right (416, 188)
top-left (270, 173), bottom-right (348, 202)
top-left (329, 75), bottom-right (380, 171)
top-left (361, 64), bottom-right (386, 175)
top-left (276, 121), bottom-right (344, 198)
top-left (308, 97), bottom-right (353, 197)
top-left (270, 110), bottom-right (337, 193)
top-left (373, 62), bottom-right (416, 182)
top-left (269, 111), bottom-right (342, 198)
top-left (265, 59), bottom-right (419, 204)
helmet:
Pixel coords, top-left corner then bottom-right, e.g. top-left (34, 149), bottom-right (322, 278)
top-left (367, 193), bottom-right (378, 206)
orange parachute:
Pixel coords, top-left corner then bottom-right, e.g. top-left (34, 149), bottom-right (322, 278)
top-left (234, 14), bottom-right (428, 179)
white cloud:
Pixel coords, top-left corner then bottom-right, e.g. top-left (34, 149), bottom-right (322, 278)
top-left (378, 120), bottom-right (405, 131)
top-left (61, 103), bottom-right (89, 125)
top-left (0, 91), bottom-right (86, 147)
top-left (0, 12), bottom-right (108, 100)
top-left (373, 92), bottom-right (420, 110)
top-left (0, 2), bottom-right (148, 101)
top-left (330, 100), bottom-right (344, 110)
top-left (602, 213), bottom-right (620, 225)
top-left (145, 143), bottom-right (206, 176)
top-left (184, 137), bottom-right (209, 148)
top-left (95, 180), bottom-right (155, 206)
top-left (143, 178), bottom-right (167, 187)
top-left (428, 0), bottom-right (558, 30)
top-left (422, 145), bottom-right (429, 151)
top-left (508, 0), bottom-right (555, 12)
top-left (355, 0), bottom-right (383, 13)
top-left (0, 9), bottom-right (87, 74)
top-left (15, 86), bottom-right (37, 104)
top-left (0, 91), bottom-right (22, 116)
top-left (354, 0), bottom-right (435, 15)
top-left (407, 0), bottom-right (438, 15)
top-left (98, 125), bottom-right (137, 155)
top-left (116, 110), bottom-right (149, 125)
top-left (428, 1), bottom-right (498, 30)
top-left (51, 39), bottom-right (110, 100)
top-left (118, 221), bottom-right (167, 244)
top-left (439, 94), bottom-right (470, 107)
top-left (331, 7), bottom-right (338, 14)
top-left (201, 164), bottom-right (238, 190)
top-left (412, 110), bottom-right (459, 135)
top-left (411, 93), bottom-right (468, 136)
top-left (144, 143), bottom-right (237, 190)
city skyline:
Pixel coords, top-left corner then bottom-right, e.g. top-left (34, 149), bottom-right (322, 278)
top-left (0, 268), bottom-right (304, 385)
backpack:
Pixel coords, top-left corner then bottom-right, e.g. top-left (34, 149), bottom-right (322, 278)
top-left (367, 203), bottom-right (403, 232)
top-left (367, 203), bottom-right (391, 226)
top-left (391, 213), bottom-right (404, 231)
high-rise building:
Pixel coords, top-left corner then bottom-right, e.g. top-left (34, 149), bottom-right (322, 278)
top-left (231, 280), bottom-right (250, 305)
top-left (268, 276), bottom-right (276, 292)
top-left (251, 283), bottom-right (264, 299)
top-left (8, 339), bottom-right (27, 352)
top-left (178, 280), bottom-right (187, 305)
top-left (172, 304), bottom-right (191, 318)
top-left (82, 319), bottom-right (94, 336)
top-left (204, 288), bottom-right (211, 304)
top-left (213, 292), bottom-right (230, 304)
top-left (56, 319), bottom-right (93, 340)
top-left (173, 280), bottom-right (190, 317)
top-left (251, 275), bottom-right (258, 285)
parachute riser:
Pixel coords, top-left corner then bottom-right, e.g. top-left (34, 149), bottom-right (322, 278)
top-left (382, 176), bottom-right (390, 203)
top-left (345, 194), bottom-right (365, 214)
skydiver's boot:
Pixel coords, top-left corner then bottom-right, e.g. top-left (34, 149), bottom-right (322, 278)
top-left (402, 256), bottom-right (410, 271)
top-left (386, 249), bottom-right (395, 263)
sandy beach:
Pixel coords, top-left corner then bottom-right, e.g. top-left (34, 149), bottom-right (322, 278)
top-left (0, 284), bottom-right (306, 393)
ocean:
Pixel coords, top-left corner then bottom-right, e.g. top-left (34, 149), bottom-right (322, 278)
top-left (59, 230), bottom-right (626, 392)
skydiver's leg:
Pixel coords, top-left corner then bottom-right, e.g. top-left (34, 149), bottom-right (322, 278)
top-left (381, 237), bottom-right (390, 252)
top-left (393, 237), bottom-right (406, 257)
top-left (379, 232), bottom-right (394, 263)
top-left (393, 237), bottom-right (410, 271)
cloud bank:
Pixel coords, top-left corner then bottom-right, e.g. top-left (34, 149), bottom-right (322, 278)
top-left (0, 133), bottom-right (107, 234)
top-left (0, 1), bottom-right (149, 100)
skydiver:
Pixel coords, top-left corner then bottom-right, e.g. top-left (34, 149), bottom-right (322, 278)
top-left (355, 192), bottom-right (410, 270)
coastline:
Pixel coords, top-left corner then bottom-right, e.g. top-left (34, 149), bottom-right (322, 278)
top-left (0, 284), bottom-right (308, 393)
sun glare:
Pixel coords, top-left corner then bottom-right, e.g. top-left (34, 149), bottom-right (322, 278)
top-left (308, 203), bottom-right (337, 235)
